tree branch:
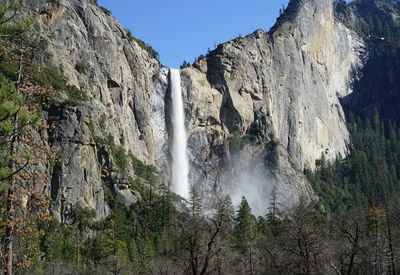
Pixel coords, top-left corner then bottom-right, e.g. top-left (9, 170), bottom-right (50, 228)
top-left (0, 158), bottom-right (29, 182)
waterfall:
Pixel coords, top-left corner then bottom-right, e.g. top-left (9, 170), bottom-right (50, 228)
top-left (170, 68), bottom-right (189, 199)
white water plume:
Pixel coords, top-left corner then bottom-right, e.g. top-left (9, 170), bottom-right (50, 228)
top-left (170, 68), bottom-right (190, 199)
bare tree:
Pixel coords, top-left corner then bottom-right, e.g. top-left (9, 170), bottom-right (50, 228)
top-left (330, 208), bottom-right (368, 274)
top-left (276, 203), bottom-right (328, 274)
top-left (172, 190), bottom-right (235, 275)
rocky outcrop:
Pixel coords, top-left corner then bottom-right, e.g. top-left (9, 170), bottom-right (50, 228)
top-left (47, 103), bottom-right (110, 221)
top-left (21, 0), bottom-right (370, 218)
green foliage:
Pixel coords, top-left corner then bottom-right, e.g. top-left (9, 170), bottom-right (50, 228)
top-left (88, 183), bottom-right (175, 273)
top-left (180, 60), bottom-right (190, 69)
top-left (309, 110), bottom-right (400, 214)
top-left (228, 133), bottom-right (250, 154)
top-left (65, 85), bottom-right (88, 105)
top-left (87, 118), bottom-right (95, 137)
top-left (72, 204), bottom-right (96, 228)
top-left (188, 184), bottom-right (202, 217)
top-left (266, 185), bottom-right (280, 226)
top-left (74, 62), bottom-right (88, 74)
top-left (32, 67), bottom-right (65, 90)
top-left (38, 177), bottom-right (176, 273)
top-left (40, 220), bottom-right (79, 264)
top-left (0, 74), bottom-right (39, 188)
top-left (124, 28), bottom-right (159, 61)
top-left (233, 196), bottom-right (256, 252)
top-left (96, 133), bottom-right (157, 186)
top-left (110, 142), bottom-right (129, 174)
top-left (0, 0), bottom-right (32, 40)
top-left (32, 66), bottom-right (88, 105)
top-left (99, 6), bottom-right (112, 16)
top-left (87, 117), bottom-right (105, 144)
top-left (129, 153), bottom-right (157, 184)
top-left (114, 146), bottom-right (129, 174)
top-left (0, 4), bottom-right (54, 273)
top-left (215, 195), bottom-right (235, 233)
top-left (99, 114), bottom-right (106, 129)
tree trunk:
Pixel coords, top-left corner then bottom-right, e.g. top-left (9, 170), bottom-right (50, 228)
top-left (4, 123), bottom-right (18, 275)
top-left (385, 204), bottom-right (396, 275)
top-left (4, 53), bottom-right (23, 275)
top-left (4, 182), bottom-right (15, 275)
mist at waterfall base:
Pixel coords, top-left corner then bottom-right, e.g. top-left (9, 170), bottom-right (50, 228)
top-left (169, 69), bottom-right (190, 199)
top-left (228, 154), bottom-right (275, 217)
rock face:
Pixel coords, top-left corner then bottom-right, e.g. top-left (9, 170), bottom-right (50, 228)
top-left (336, 0), bottom-right (400, 123)
top-left (179, 0), bottom-right (365, 212)
top-left (342, 39), bottom-right (400, 122)
top-left (24, 0), bottom-right (165, 221)
top-left (23, 0), bottom-right (369, 218)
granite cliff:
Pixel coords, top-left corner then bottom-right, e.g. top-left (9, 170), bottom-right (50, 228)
top-left (21, 0), bottom-right (370, 219)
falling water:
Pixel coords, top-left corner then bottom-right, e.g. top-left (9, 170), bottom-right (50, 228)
top-left (170, 68), bottom-right (189, 199)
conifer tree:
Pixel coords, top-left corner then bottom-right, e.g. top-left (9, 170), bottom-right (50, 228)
top-left (214, 195), bottom-right (234, 234)
top-left (188, 184), bottom-right (202, 218)
top-left (266, 185), bottom-right (280, 226)
top-left (233, 196), bottom-right (256, 274)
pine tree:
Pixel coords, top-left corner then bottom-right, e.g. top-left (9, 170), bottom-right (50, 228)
top-left (233, 196), bottom-right (256, 274)
top-left (0, 73), bottom-right (39, 275)
top-left (374, 15), bottom-right (383, 35)
top-left (188, 184), bottom-right (202, 218)
top-left (266, 185), bottom-right (280, 226)
top-left (214, 195), bottom-right (234, 234)
top-left (234, 197), bottom-right (253, 244)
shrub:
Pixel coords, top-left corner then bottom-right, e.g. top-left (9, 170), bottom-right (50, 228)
top-left (100, 6), bottom-right (112, 16)
top-left (32, 66), bottom-right (88, 105)
top-left (124, 28), bottom-right (134, 40)
top-left (135, 38), bottom-right (159, 60)
top-left (65, 85), bottom-right (88, 105)
top-left (88, 118), bottom-right (95, 137)
top-left (99, 114), bottom-right (106, 129)
top-left (33, 67), bottom-right (66, 91)
top-left (106, 135), bottom-right (158, 183)
top-left (129, 153), bottom-right (157, 184)
top-left (249, 122), bottom-right (263, 139)
top-left (74, 62), bottom-right (88, 74)
top-left (123, 27), bottom-right (159, 61)
top-left (72, 204), bottom-right (96, 228)
top-left (180, 60), bottom-right (191, 69)
top-left (228, 133), bottom-right (249, 154)
top-left (265, 137), bottom-right (279, 154)
top-left (111, 144), bottom-right (129, 174)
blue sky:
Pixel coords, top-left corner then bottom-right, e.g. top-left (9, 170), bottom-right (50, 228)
top-left (98, 0), bottom-right (289, 68)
